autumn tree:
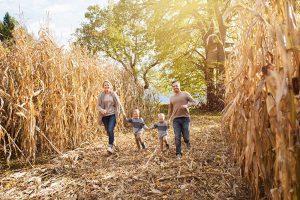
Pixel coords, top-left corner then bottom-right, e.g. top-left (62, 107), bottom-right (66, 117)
top-left (76, 0), bottom-right (232, 110)
top-left (203, 0), bottom-right (230, 110)
top-left (75, 0), bottom-right (159, 90)
top-left (146, 0), bottom-right (231, 110)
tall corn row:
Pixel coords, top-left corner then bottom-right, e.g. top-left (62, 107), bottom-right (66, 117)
top-left (0, 28), bottom-right (122, 163)
top-left (116, 72), bottom-right (160, 122)
top-left (223, 0), bottom-right (300, 199)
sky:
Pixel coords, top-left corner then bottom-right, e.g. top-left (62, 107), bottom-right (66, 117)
top-left (0, 0), bottom-right (171, 103)
top-left (0, 0), bottom-right (108, 47)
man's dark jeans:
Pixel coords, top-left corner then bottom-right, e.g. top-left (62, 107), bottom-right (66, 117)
top-left (173, 117), bottom-right (191, 156)
top-left (102, 114), bottom-right (116, 146)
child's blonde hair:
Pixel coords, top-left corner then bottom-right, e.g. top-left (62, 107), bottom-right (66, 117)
top-left (158, 113), bottom-right (165, 119)
top-left (132, 109), bottom-right (140, 117)
top-left (102, 80), bottom-right (112, 87)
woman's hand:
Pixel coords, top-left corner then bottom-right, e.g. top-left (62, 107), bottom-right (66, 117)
top-left (101, 109), bottom-right (107, 115)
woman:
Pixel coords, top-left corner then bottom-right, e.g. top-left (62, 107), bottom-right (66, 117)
top-left (97, 80), bottom-right (125, 153)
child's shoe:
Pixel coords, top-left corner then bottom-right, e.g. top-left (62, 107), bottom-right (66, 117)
top-left (166, 143), bottom-right (170, 149)
top-left (141, 142), bottom-right (147, 149)
top-left (186, 142), bottom-right (191, 151)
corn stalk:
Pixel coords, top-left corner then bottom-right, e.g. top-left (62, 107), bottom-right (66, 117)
top-left (0, 28), bottom-right (159, 164)
top-left (223, 0), bottom-right (300, 199)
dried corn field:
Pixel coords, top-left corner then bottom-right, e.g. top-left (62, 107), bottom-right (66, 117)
top-left (223, 0), bottom-right (300, 199)
top-left (0, 27), bottom-right (250, 199)
top-left (0, 115), bottom-right (250, 199)
top-left (0, 28), bottom-right (156, 166)
top-left (3, 0), bottom-right (300, 199)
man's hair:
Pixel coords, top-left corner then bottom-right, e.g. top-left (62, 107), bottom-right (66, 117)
top-left (171, 80), bottom-right (179, 85)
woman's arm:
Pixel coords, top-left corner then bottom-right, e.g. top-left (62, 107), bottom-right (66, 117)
top-left (97, 94), bottom-right (106, 114)
top-left (114, 92), bottom-right (126, 117)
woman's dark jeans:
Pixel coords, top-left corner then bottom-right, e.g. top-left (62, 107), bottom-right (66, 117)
top-left (102, 114), bottom-right (116, 146)
top-left (173, 117), bottom-right (191, 155)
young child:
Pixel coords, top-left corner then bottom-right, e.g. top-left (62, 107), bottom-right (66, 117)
top-left (126, 109), bottom-right (147, 150)
top-left (149, 113), bottom-right (170, 152)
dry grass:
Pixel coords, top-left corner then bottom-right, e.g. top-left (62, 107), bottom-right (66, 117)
top-left (0, 28), bottom-right (157, 165)
top-left (223, 0), bottom-right (300, 199)
top-left (0, 115), bottom-right (249, 199)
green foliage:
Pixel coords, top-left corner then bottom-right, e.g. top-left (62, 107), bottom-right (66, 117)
top-left (75, 0), bottom-right (159, 88)
top-left (146, 0), bottom-right (208, 98)
top-left (76, 0), bottom-right (229, 103)
top-left (296, 1), bottom-right (300, 14)
top-left (146, 0), bottom-right (208, 60)
top-left (0, 12), bottom-right (16, 43)
top-left (154, 54), bottom-right (206, 97)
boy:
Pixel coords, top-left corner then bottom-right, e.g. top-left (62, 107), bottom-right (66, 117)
top-left (126, 109), bottom-right (147, 150)
top-left (149, 113), bottom-right (170, 152)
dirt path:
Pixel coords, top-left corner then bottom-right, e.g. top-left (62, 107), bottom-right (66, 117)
top-left (0, 115), bottom-right (250, 199)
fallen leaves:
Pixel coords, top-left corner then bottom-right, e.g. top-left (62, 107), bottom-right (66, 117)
top-left (0, 115), bottom-right (249, 199)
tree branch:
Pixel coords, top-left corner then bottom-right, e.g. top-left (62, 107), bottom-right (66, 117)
top-left (142, 61), bottom-right (159, 89)
top-left (194, 49), bottom-right (206, 61)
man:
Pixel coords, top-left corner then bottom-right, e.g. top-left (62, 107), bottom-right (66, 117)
top-left (168, 80), bottom-right (197, 159)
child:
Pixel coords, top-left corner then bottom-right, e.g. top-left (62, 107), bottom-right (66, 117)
top-left (126, 109), bottom-right (147, 150)
top-left (149, 113), bottom-right (170, 152)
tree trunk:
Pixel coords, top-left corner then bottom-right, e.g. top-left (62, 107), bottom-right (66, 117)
top-left (203, 21), bottom-right (220, 111)
top-left (202, 0), bottom-right (227, 111)
top-left (214, 1), bottom-right (227, 110)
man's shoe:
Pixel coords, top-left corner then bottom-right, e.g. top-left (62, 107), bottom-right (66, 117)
top-left (176, 154), bottom-right (182, 160)
top-left (107, 146), bottom-right (114, 153)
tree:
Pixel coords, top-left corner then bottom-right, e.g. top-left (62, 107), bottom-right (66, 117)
top-left (203, 0), bottom-right (230, 110)
top-left (75, 0), bottom-right (160, 90)
top-left (76, 0), bottom-right (232, 109)
top-left (146, 0), bottom-right (231, 110)
top-left (158, 55), bottom-right (206, 98)
top-left (145, 0), bottom-right (208, 98)
top-left (0, 12), bottom-right (16, 43)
